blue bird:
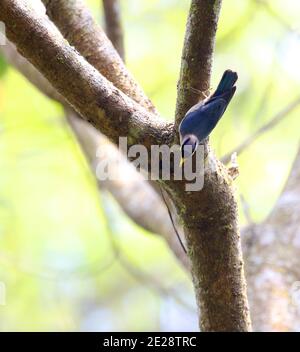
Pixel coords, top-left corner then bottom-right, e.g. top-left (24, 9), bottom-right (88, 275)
top-left (179, 69), bottom-right (238, 166)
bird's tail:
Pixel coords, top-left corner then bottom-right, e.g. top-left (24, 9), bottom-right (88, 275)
top-left (211, 70), bottom-right (238, 98)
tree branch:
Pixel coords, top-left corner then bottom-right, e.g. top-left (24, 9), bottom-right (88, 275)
top-left (41, 0), bottom-right (155, 114)
top-left (0, 40), bottom-right (189, 269)
top-left (243, 145), bottom-right (300, 331)
top-left (102, 0), bottom-right (125, 60)
top-left (1, 0), bottom-right (251, 331)
top-left (0, 0), bottom-right (172, 149)
top-left (172, 0), bottom-right (251, 331)
top-left (222, 96), bottom-right (300, 164)
top-left (67, 113), bottom-right (189, 269)
top-left (175, 0), bottom-right (222, 130)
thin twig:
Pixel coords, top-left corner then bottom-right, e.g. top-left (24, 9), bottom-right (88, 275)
top-left (222, 96), bottom-right (300, 164)
top-left (0, 250), bottom-right (117, 282)
top-left (159, 186), bottom-right (187, 255)
top-left (101, 193), bottom-right (195, 313)
top-left (102, 0), bottom-right (125, 60)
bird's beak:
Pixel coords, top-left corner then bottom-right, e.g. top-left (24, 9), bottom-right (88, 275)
top-left (179, 157), bottom-right (185, 167)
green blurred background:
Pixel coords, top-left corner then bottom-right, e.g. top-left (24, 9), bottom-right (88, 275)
top-left (0, 0), bottom-right (300, 331)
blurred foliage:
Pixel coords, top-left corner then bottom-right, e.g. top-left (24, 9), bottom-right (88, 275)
top-left (0, 55), bottom-right (8, 78)
top-left (0, 0), bottom-right (300, 331)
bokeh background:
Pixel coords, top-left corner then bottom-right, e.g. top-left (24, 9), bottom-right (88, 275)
top-left (0, 0), bottom-right (300, 331)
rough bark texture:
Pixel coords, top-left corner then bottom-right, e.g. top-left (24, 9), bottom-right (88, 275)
top-left (0, 41), bottom-right (189, 269)
top-left (102, 0), bottom-right (125, 60)
top-left (164, 153), bottom-right (251, 331)
top-left (243, 147), bottom-right (300, 331)
top-left (175, 0), bottom-right (222, 130)
top-left (42, 0), bottom-right (155, 113)
top-left (68, 113), bottom-right (189, 269)
top-left (0, 1), bottom-right (172, 149)
top-left (173, 0), bottom-right (251, 331)
top-left (0, 0), bottom-right (251, 331)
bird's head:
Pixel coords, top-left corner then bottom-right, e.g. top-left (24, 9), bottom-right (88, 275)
top-left (180, 134), bottom-right (199, 167)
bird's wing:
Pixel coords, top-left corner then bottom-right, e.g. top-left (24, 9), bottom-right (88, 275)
top-left (179, 98), bottom-right (228, 143)
top-left (187, 98), bottom-right (228, 142)
top-left (185, 100), bottom-right (204, 115)
top-left (202, 98), bottom-right (228, 122)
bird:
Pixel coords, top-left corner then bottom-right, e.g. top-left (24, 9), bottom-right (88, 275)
top-left (179, 69), bottom-right (238, 166)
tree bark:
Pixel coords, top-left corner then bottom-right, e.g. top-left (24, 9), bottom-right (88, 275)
top-left (0, 41), bottom-right (189, 269)
top-left (175, 0), bottom-right (222, 130)
top-left (172, 0), bottom-right (251, 331)
top-left (0, 0), bottom-right (172, 148)
top-left (243, 146), bottom-right (300, 331)
top-left (42, 0), bottom-right (154, 113)
top-left (67, 112), bottom-right (190, 269)
top-left (0, 0), bottom-right (251, 331)
top-left (102, 0), bottom-right (125, 60)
